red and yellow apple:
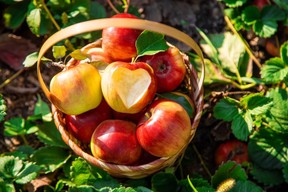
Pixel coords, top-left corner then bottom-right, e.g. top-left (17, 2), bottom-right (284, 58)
top-left (102, 13), bottom-right (142, 61)
top-left (101, 61), bottom-right (157, 114)
top-left (50, 63), bottom-right (102, 115)
top-left (136, 99), bottom-right (191, 157)
top-left (90, 119), bottom-right (142, 165)
top-left (139, 47), bottom-right (186, 93)
top-left (65, 99), bottom-right (113, 144)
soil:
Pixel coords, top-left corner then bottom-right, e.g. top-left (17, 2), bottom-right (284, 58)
top-left (1, 0), bottom-right (286, 191)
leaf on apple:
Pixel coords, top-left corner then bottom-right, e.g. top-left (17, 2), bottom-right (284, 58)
top-left (136, 30), bottom-right (169, 59)
top-left (158, 92), bottom-right (195, 118)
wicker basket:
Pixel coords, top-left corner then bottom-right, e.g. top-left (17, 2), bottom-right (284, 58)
top-left (37, 18), bottom-right (205, 179)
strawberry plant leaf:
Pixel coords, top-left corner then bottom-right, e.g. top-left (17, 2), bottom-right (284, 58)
top-left (151, 172), bottom-right (178, 192)
top-left (261, 5), bottom-right (286, 21)
top-left (261, 57), bottom-right (288, 84)
top-left (0, 94), bottom-right (6, 122)
top-left (32, 146), bottom-right (71, 173)
top-left (34, 95), bottom-right (52, 122)
top-left (15, 162), bottom-right (41, 184)
top-left (213, 97), bottom-right (239, 121)
top-left (283, 163), bottom-right (288, 183)
top-left (0, 180), bottom-right (14, 192)
top-left (248, 128), bottom-right (288, 170)
top-left (52, 45), bottom-right (67, 59)
top-left (273, 0), bottom-right (288, 11)
top-left (223, 0), bottom-right (248, 8)
top-left (69, 185), bottom-right (98, 192)
top-left (136, 30), bottom-right (169, 58)
top-left (3, 1), bottom-right (29, 29)
top-left (211, 161), bottom-right (248, 188)
top-left (241, 6), bottom-right (260, 25)
top-left (229, 180), bottom-right (263, 192)
top-left (26, 7), bottom-right (41, 36)
top-left (250, 164), bottom-right (285, 186)
top-left (240, 92), bottom-right (273, 115)
top-left (280, 41), bottom-right (288, 64)
top-left (231, 112), bottom-right (252, 141)
top-left (4, 117), bottom-right (26, 136)
top-left (0, 156), bottom-right (23, 179)
top-left (253, 20), bottom-right (277, 38)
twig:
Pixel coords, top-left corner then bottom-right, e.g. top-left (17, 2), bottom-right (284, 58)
top-left (192, 143), bottom-right (212, 178)
top-left (224, 16), bottom-right (262, 69)
top-left (0, 68), bottom-right (26, 90)
top-left (107, 0), bottom-right (120, 14)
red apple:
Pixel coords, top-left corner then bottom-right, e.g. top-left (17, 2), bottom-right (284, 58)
top-left (101, 61), bottom-right (157, 114)
top-left (65, 99), bottom-right (113, 144)
top-left (90, 119), bottom-right (142, 165)
top-left (102, 13), bottom-right (142, 61)
top-left (215, 140), bottom-right (249, 166)
top-left (253, 0), bottom-right (268, 10)
top-left (136, 99), bottom-right (191, 157)
top-left (112, 108), bottom-right (146, 124)
top-left (50, 63), bottom-right (102, 115)
top-left (139, 47), bottom-right (186, 93)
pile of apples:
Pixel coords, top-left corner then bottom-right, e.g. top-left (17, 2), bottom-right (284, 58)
top-left (49, 13), bottom-right (195, 166)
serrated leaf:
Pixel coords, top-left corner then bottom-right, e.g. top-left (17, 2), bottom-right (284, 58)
top-left (136, 30), bottom-right (169, 58)
top-left (280, 41), bottom-right (288, 64)
top-left (253, 20), bottom-right (277, 38)
top-left (229, 180), bottom-right (263, 192)
top-left (3, 1), bottom-right (29, 29)
top-left (0, 156), bottom-right (23, 179)
top-left (26, 8), bottom-right (41, 36)
top-left (15, 162), bottom-right (41, 184)
top-left (250, 164), bottom-right (284, 186)
top-left (241, 6), bottom-right (260, 25)
top-left (34, 95), bottom-right (52, 121)
top-left (69, 185), bottom-right (97, 192)
top-left (213, 97), bottom-right (240, 121)
top-left (4, 117), bottom-right (26, 136)
top-left (261, 5), bottom-right (286, 21)
top-left (0, 95), bottom-right (6, 122)
top-left (248, 128), bottom-right (288, 170)
top-left (0, 181), bottom-right (15, 192)
top-left (32, 146), bottom-right (70, 173)
top-left (223, 0), bottom-right (248, 7)
top-left (261, 57), bottom-right (288, 83)
top-left (240, 93), bottom-right (273, 115)
top-left (158, 92), bottom-right (195, 118)
top-left (52, 46), bottom-right (67, 59)
top-left (231, 112), bottom-right (252, 141)
top-left (211, 161), bottom-right (248, 188)
top-left (151, 172), bottom-right (178, 192)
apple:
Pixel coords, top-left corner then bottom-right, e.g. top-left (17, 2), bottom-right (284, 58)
top-left (139, 47), bottom-right (186, 93)
top-left (102, 13), bottom-right (142, 61)
top-left (112, 108), bottom-right (146, 124)
top-left (253, 0), bottom-right (268, 10)
top-left (50, 63), bottom-right (102, 115)
top-left (265, 38), bottom-right (279, 57)
top-left (90, 119), bottom-right (142, 165)
top-left (65, 99), bottom-right (113, 144)
top-left (215, 140), bottom-right (249, 166)
top-left (82, 47), bottom-right (112, 64)
top-left (101, 61), bottom-right (157, 114)
top-left (136, 99), bottom-right (191, 157)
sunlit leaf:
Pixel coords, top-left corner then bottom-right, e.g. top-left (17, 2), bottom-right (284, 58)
top-left (223, 0), bottom-right (248, 7)
top-left (0, 95), bottom-right (6, 122)
top-left (26, 8), bottom-right (41, 36)
top-left (34, 95), bottom-right (52, 121)
top-left (253, 20), bottom-right (277, 38)
top-left (280, 41), bottom-right (288, 64)
top-left (213, 97), bottom-right (240, 121)
top-left (52, 45), bottom-right (67, 59)
top-left (240, 93), bottom-right (273, 115)
top-left (3, 1), bottom-right (29, 29)
top-left (15, 162), bottom-right (41, 184)
top-left (241, 6), bottom-right (260, 25)
top-left (0, 156), bottom-right (23, 179)
top-left (261, 57), bottom-right (288, 83)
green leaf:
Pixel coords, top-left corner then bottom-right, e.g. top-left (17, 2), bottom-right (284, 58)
top-left (136, 30), bottom-right (169, 58)
top-left (0, 180), bottom-right (15, 192)
top-left (248, 128), bottom-right (288, 170)
top-left (34, 95), bottom-right (52, 121)
top-left (0, 156), bottom-right (23, 179)
top-left (273, 0), bottom-right (288, 11)
top-left (151, 172), bottom-right (178, 192)
top-left (52, 45), bottom-right (67, 59)
top-left (250, 164), bottom-right (285, 186)
top-left (0, 95), bottom-right (6, 122)
top-left (283, 163), bottom-right (288, 183)
top-left (213, 97), bottom-right (240, 121)
top-left (23, 52), bottom-right (39, 68)
top-left (26, 8), bottom-right (41, 36)
top-left (253, 20), bottom-right (277, 38)
top-left (70, 49), bottom-right (89, 60)
top-left (158, 92), bottom-right (195, 118)
top-left (3, 1), bottom-right (29, 29)
top-left (4, 117), bottom-right (26, 136)
top-left (280, 41), bottom-right (288, 64)
top-left (89, 1), bottom-right (106, 19)
top-left (229, 180), bottom-right (263, 192)
top-left (15, 162), bottom-right (41, 184)
top-left (241, 6), bottom-right (260, 25)
top-left (36, 121), bottom-right (67, 147)
top-left (32, 146), bottom-right (71, 173)
top-left (211, 161), bottom-right (248, 188)
top-left (223, 0), bottom-right (248, 7)
top-left (69, 185), bottom-right (98, 192)
top-left (240, 93), bottom-right (273, 115)
top-left (261, 5), bottom-right (286, 21)
top-left (261, 57), bottom-right (288, 83)
top-left (231, 112), bottom-right (252, 141)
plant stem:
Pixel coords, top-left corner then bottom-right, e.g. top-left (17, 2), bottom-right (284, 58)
top-left (40, 0), bottom-right (75, 51)
top-left (192, 143), bottom-right (212, 178)
top-left (107, 0), bottom-right (120, 14)
top-left (187, 175), bottom-right (198, 192)
top-left (20, 135), bottom-right (29, 146)
top-left (0, 68), bottom-right (25, 90)
top-left (224, 16), bottom-right (262, 69)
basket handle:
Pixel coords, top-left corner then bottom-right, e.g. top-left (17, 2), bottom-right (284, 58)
top-left (37, 18), bottom-right (205, 102)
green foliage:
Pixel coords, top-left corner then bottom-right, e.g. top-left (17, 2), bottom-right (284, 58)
top-left (0, 94), bottom-right (6, 122)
